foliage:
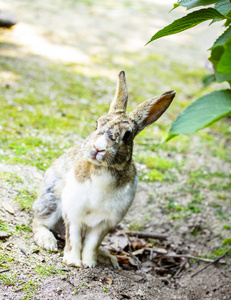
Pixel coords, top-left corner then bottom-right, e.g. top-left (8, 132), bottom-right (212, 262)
top-left (147, 0), bottom-right (231, 142)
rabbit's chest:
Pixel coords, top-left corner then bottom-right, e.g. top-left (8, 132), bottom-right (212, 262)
top-left (62, 168), bottom-right (137, 227)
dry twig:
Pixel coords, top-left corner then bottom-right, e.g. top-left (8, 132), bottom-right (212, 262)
top-left (173, 260), bottom-right (187, 278)
top-left (126, 231), bottom-right (167, 240)
top-left (167, 254), bottom-right (226, 264)
top-left (191, 248), bottom-right (231, 278)
top-left (0, 269), bottom-right (10, 274)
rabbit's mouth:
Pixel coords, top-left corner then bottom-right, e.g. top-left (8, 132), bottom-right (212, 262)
top-left (88, 148), bottom-right (106, 163)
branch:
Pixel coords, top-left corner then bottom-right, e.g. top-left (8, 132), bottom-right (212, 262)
top-left (0, 269), bottom-right (10, 274)
top-left (167, 254), bottom-right (226, 264)
top-left (191, 248), bottom-right (231, 278)
top-left (125, 231), bottom-right (167, 240)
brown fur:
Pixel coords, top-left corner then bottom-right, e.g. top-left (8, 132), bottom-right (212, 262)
top-left (63, 214), bottom-right (71, 252)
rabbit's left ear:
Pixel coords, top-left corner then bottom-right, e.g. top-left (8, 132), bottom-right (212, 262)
top-left (129, 91), bottom-right (175, 135)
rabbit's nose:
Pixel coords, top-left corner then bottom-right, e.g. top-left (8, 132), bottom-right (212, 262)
top-left (95, 146), bottom-right (105, 153)
top-left (89, 147), bottom-right (105, 160)
top-left (94, 134), bottom-right (107, 151)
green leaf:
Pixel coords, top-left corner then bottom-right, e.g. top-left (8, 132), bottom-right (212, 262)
top-left (211, 26), bottom-right (231, 49)
top-left (214, 71), bottom-right (231, 83)
top-left (146, 8), bottom-right (225, 45)
top-left (169, 3), bottom-right (181, 12)
top-left (214, 0), bottom-right (231, 17)
top-left (217, 35), bottom-right (231, 73)
top-left (179, 0), bottom-right (218, 10)
top-left (209, 28), bottom-right (231, 81)
top-left (165, 90), bottom-right (231, 142)
top-left (203, 74), bottom-right (216, 86)
top-left (225, 19), bottom-right (231, 26)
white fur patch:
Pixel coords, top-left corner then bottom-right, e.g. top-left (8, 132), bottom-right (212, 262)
top-left (62, 169), bottom-right (137, 228)
top-left (61, 168), bottom-right (137, 267)
top-left (94, 134), bottom-right (107, 151)
top-left (34, 227), bottom-right (57, 250)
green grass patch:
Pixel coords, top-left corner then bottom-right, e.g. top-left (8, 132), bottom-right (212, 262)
top-left (0, 272), bottom-right (18, 286)
top-left (128, 222), bottom-right (142, 231)
top-left (223, 225), bottom-right (231, 230)
top-left (34, 265), bottom-right (65, 277)
top-left (15, 224), bottom-right (32, 233)
top-left (136, 155), bottom-right (176, 171)
top-left (13, 189), bottom-right (37, 210)
top-left (222, 238), bottom-right (231, 246)
top-left (204, 247), bottom-right (231, 260)
top-left (0, 222), bottom-right (10, 232)
top-left (0, 272), bottom-right (39, 299)
top-left (166, 191), bottom-right (204, 218)
top-left (137, 154), bottom-right (180, 182)
top-left (0, 172), bottom-right (23, 184)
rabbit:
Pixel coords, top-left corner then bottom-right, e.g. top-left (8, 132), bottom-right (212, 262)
top-left (32, 71), bottom-right (175, 268)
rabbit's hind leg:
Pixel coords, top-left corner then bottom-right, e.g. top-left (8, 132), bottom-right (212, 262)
top-left (32, 192), bottom-right (62, 251)
top-left (98, 248), bottom-right (121, 269)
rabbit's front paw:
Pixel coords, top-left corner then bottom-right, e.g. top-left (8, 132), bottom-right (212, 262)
top-left (63, 251), bottom-right (82, 267)
top-left (82, 249), bottom-right (97, 268)
top-left (82, 259), bottom-right (97, 268)
top-left (34, 228), bottom-right (57, 251)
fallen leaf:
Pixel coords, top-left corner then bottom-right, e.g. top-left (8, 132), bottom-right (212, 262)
top-left (152, 247), bottom-right (167, 254)
top-left (110, 234), bottom-right (129, 251)
top-left (105, 278), bottom-right (113, 285)
top-left (2, 200), bottom-right (15, 214)
top-left (130, 237), bottom-right (146, 250)
top-left (129, 255), bottom-right (141, 268)
top-left (132, 248), bottom-right (145, 256)
top-left (116, 255), bottom-right (129, 265)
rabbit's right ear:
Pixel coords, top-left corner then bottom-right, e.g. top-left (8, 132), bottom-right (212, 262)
top-left (109, 71), bottom-right (128, 114)
top-left (129, 91), bottom-right (175, 135)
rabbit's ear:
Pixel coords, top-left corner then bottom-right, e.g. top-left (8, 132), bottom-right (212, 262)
top-left (109, 71), bottom-right (128, 114)
top-left (129, 91), bottom-right (175, 135)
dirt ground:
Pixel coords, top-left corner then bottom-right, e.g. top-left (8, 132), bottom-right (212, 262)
top-left (0, 0), bottom-right (230, 299)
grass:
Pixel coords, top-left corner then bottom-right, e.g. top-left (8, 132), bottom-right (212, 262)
top-left (0, 172), bottom-right (23, 184)
top-left (203, 246), bottom-right (231, 260)
top-left (34, 265), bottom-right (65, 277)
top-left (128, 222), bottom-right (143, 231)
top-left (15, 224), bottom-right (32, 233)
top-left (0, 220), bottom-right (31, 237)
top-left (71, 282), bottom-right (88, 295)
top-left (13, 188), bottom-right (37, 210)
top-left (0, 272), bottom-right (39, 299)
top-left (0, 222), bottom-right (9, 232)
top-left (136, 154), bottom-right (180, 182)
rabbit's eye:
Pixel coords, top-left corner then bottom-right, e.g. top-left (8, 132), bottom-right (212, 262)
top-left (123, 130), bottom-right (132, 143)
